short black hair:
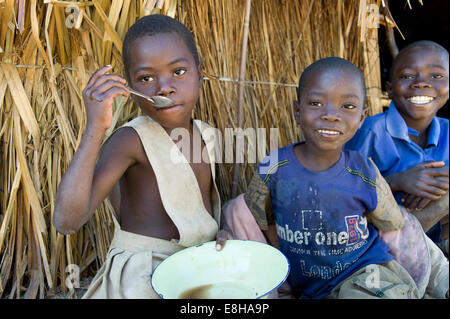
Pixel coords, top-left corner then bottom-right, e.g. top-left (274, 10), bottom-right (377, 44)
top-left (297, 57), bottom-right (366, 103)
top-left (122, 14), bottom-right (200, 79)
top-left (389, 40), bottom-right (449, 81)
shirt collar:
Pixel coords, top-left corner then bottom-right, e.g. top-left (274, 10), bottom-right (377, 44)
top-left (425, 116), bottom-right (440, 148)
top-left (386, 101), bottom-right (409, 141)
top-left (386, 101), bottom-right (440, 147)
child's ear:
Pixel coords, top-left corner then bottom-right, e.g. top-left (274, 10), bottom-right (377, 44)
top-left (197, 64), bottom-right (204, 85)
top-left (293, 100), bottom-right (301, 124)
top-left (359, 106), bottom-right (368, 128)
top-left (386, 81), bottom-right (393, 99)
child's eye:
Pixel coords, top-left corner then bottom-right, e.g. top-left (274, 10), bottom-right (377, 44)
top-left (174, 68), bottom-right (187, 76)
top-left (400, 74), bottom-right (414, 80)
top-left (432, 74), bottom-right (444, 79)
top-left (140, 75), bottom-right (154, 83)
top-left (310, 101), bottom-right (322, 107)
top-left (343, 104), bottom-right (357, 110)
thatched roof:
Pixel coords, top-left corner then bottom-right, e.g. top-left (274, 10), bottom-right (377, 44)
top-left (0, 0), bottom-right (386, 298)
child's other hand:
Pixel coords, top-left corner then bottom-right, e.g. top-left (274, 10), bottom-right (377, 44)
top-left (215, 229), bottom-right (230, 251)
top-left (401, 194), bottom-right (432, 210)
top-left (82, 65), bottom-right (129, 132)
top-left (398, 162), bottom-right (449, 200)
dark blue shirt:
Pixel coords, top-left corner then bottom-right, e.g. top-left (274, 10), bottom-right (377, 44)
top-left (258, 144), bottom-right (393, 299)
top-left (346, 102), bottom-right (449, 242)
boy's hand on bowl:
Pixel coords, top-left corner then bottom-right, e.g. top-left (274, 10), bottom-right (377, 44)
top-left (215, 229), bottom-right (230, 251)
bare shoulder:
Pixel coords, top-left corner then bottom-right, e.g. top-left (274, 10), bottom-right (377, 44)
top-left (99, 126), bottom-right (146, 165)
top-left (103, 126), bottom-right (140, 149)
top-left (89, 126), bottom-right (148, 212)
top-left (90, 126), bottom-right (148, 188)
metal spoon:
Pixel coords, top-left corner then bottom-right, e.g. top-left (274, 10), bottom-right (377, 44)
top-left (127, 87), bottom-right (174, 108)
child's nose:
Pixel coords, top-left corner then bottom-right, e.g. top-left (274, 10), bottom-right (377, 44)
top-left (156, 78), bottom-right (176, 96)
top-left (321, 105), bottom-right (340, 121)
top-left (411, 76), bottom-right (431, 89)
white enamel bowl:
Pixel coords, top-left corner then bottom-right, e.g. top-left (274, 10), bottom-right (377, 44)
top-left (151, 240), bottom-right (290, 299)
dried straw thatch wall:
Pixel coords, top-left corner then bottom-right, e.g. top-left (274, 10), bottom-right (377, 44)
top-left (0, 0), bottom-right (384, 298)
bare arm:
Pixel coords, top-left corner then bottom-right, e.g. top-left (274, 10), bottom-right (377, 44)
top-left (53, 127), bottom-right (104, 234)
top-left (409, 192), bottom-right (449, 232)
top-left (53, 65), bottom-right (130, 234)
top-left (384, 162), bottom-right (448, 231)
top-left (263, 224), bottom-right (280, 249)
top-left (372, 159), bottom-right (449, 233)
top-left (384, 162), bottom-right (448, 199)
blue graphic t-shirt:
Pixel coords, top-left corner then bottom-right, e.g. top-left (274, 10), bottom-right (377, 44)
top-left (258, 143), bottom-right (394, 299)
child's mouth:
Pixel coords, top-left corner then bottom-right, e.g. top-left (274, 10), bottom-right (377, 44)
top-left (316, 129), bottom-right (343, 136)
top-left (407, 95), bottom-right (435, 105)
top-left (156, 104), bottom-right (182, 112)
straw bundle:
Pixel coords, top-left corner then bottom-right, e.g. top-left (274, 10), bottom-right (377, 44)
top-left (0, 0), bottom-right (384, 298)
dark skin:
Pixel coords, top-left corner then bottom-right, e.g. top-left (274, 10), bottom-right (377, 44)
top-left (384, 46), bottom-right (449, 235)
top-left (293, 68), bottom-right (366, 172)
top-left (53, 33), bottom-right (216, 243)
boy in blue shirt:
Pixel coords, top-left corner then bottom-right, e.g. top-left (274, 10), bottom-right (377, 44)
top-left (346, 41), bottom-right (449, 249)
top-left (242, 57), bottom-right (448, 298)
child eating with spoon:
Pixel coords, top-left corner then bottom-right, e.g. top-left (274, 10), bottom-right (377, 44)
top-left (53, 14), bottom-right (222, 298)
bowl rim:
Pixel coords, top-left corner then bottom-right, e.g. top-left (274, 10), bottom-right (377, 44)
top-left (150, 239), bottom-right (290, 299)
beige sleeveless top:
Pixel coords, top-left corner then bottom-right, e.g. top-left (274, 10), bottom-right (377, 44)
top-left (82, 116), bottom-right (221, 299)
top-left (121, 115), bottom-right (221, 246)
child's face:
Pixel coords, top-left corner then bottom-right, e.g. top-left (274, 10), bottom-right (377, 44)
top-left (294, 68), bottom-right (366, 153)
top-left (126, 33), bottom-right (202, 129)
top-left (387, 47), bottom-right (449, 124)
